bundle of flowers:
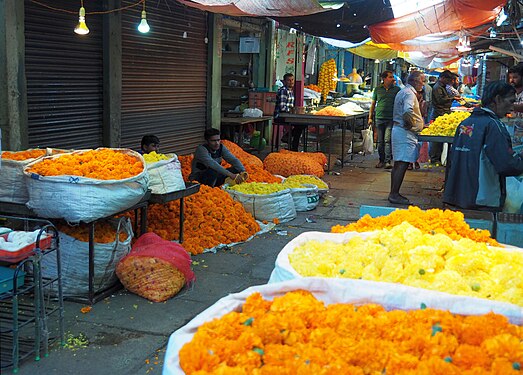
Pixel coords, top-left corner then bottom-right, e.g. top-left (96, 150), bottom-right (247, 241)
top-left (279, 149), bottom-right (327, 167)
top-left (221, 140), bottom-right (263, 168)
top-left (2, 149), bottom-right (47, 161)
top-left (421, 111), bottom-right (471, 137)
top-left (226, 182), bottom-right (287, 195)
top-left (290, 222), bottom-right (523, 306)
top-left (179, 290), bottom-right (523, 374)
top-left (27, 149), bottom-right (144, 180)
top-left (57, 221), bottom-right (128, 244)
top-left (313, 106), bottom-right (346, 117)
top-left (318, 59), bottom-right (337, 102)
top-left (263, 152), bottom-right (324, 178)
top-left (283, 175), bottom-right (328, 190)
top-left (332, 206), bottom-right (498, 246)
top-left (177, 154), bottom-right (194, 182)
top-left (147, 185), bottom-right (260, 255)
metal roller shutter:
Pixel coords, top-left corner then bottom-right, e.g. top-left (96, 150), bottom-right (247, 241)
top-left (121, 0), bottom-right (208, 155)
top-left (24, 0), bottom-right (104, 149)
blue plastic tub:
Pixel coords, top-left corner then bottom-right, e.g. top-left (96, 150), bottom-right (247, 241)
top-left (0, 266), bottom-right (25, 294)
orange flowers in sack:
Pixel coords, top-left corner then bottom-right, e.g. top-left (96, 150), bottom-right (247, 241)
top-left (332, 206), bottom-right (498, 246)
top-left (147, 185), bottom-right (260, 255)
top-left (2, 149), bottom-right (46, 161)
top-left (27, 149), bottom-right (144, 180)
top-left (263, 152), bottom-right (324, 177)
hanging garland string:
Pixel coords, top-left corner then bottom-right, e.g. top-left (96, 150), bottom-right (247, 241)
top-left (30, 0), bottom-right (145, 15)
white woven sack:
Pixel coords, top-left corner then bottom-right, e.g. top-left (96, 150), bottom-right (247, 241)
top-left (24, 148), bottom-right (149, 223)
top-left (0, 150), bottom-right (46, 204)
top-left (163, 277), bottom-right (523, 375)
top-left (224, 186), bottom-right (296, 223)
top-left (40, 217), bottom-right (133, 297)
top-left (147, 154), bottom-right (185, 194)
top-left (288, 183), bottom-right (319, 211)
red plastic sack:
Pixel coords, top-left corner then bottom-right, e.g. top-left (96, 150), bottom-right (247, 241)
top-left (127, 232), bottom-right (195, 284)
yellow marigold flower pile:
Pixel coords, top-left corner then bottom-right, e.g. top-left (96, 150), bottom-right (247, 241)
top-left (147, 185), bottom-right (259, 255)
top-left (318, 59), bottom-right (337, 103)
top-left (283, 175), bottom-right (328, 190)
top-left (421, 111), bottom-right (471, 137)
top-left (314, 106), bottom-right (346, 117)
top-left (57, 221), bottom-right (128, 243)
top-left (143, 151), bottom-right (170, 163)
top-left (332, 206), bottom-right (498, 246)
top-left (291, 222), bottom-right (523, 306)
top-left (180, 290), bottom-right (523, 374)
top-left (28, 149), bottom-right (144, 180)
top-left (2, 149), bottom-right (46, 161)
top-left (226, 182), bottom-right (287, 195)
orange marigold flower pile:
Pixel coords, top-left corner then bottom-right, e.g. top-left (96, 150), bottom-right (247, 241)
top-left (28, 149), bottom-right (144, 180)
top-left (179, 290), bottom-right (523, 374)
top-left (305, 84), bottom-right (321, 93)
top-left (279, 149), bottom-right (327, 167)
top-left (2, 149), bottom-right (46, 161)
top-left (263, 152), bottom-right (325, 177)
top-left (221, 140), bottom-right (264, 168)
top-left (314, 105), bottom-right (347, 117)
top-left (332, 206), bottom-right (498, 246)
top-left (57, 221), bottom-right (128, 243)
top-left (177, 154), bottom-right (194, 182)
top-left (147, 184), bottom-right (260, 255)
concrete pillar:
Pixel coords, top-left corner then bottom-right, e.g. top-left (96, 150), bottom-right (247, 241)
top-left (0, 0), bottom-right (28, 151)
top-left (103, 0), bottom-right (122, 147)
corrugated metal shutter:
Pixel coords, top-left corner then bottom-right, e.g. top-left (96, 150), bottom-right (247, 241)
top-left (24, 0), bottom-right (104, 149)
top-left (121, 1), bottom-right (208, 155)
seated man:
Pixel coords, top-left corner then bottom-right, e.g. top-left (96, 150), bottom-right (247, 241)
top-left (140, 134), bottom-right (160, 154)
top-left (189, 128), bottom-right (246, 187)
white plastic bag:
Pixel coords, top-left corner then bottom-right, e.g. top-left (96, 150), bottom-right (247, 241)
top-left (504, 176), bottom-right (523, 213)
top-left (163, 278), bottom-right (523, 375)
top-left (361, 127), bottom-right (374, 155)
top-left (287, 183), bottom-right (319, 211)
top-left (243, 108), bottom-right (263, 118)
top-left (24, 148), bottom-right (149, 223)
top-left (41, 217), bottom-right (133, 296)
top-left (223, 186), bottom-right (297, 223)
top-left (441, 142), bottom-right (449, 166)
top-left (147, 154), bottom-right (185, 195)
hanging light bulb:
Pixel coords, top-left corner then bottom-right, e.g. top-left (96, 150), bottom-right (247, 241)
top-left (138, 0), bottom-right (150, 33)
top-left (74, 0), bottom-right (89, 35)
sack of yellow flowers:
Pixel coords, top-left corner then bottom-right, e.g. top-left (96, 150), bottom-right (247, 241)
top-left (41, 217), bottom-right (133, 297)
top-left (1, 149), bottom-right (47, 204)
top-left (143, 151), bottom-right (185, 194)
top-left (24, 148), bottom-right (149, 223)
top-left (263, 152), bottom-right (324, 177)
top-left (163, 278), bottom-right (522, 375)
top-left (116, 232), bottom-right (195, 302)
top-left (269, 222), bottom-right (523, 308)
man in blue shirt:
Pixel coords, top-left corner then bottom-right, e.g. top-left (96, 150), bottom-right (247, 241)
top-left (368, 70), bottom-right (400, 169)
top-left (274, 73), bottom-right (298, 150)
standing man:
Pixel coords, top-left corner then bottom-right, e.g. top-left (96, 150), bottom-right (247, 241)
top-left (189, 128), bottom-right (246, 187)
top-left (274, 73), bottom-right (298, 150)
top-left (368, 70), bottom-right (400, 169)
top-left (508, 63), bottom-right (523, 115)
top-left (430, 70), bottom-right (460, 163)
top-left (388, 71), bottom-right (426, 205)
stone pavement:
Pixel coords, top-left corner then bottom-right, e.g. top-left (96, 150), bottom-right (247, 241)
top-left (13, 154), bottom-right (447, 375)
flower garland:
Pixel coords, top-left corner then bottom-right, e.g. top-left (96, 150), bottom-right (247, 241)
top-left (147, 185), bottom-right (260, 255)
top-left (332, 206), bottom-right (498, 246)
top-left (180, 290), bottom-right (523, 374)
top-left (28, 149), bottom-right (143, 180)
top-left (2, 149), bottom-right (46, 161)
top-left (291, 222), bottom-right (523, 306)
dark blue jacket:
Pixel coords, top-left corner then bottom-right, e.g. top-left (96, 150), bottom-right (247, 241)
top-left (443, 107), bottom-right (523, 211)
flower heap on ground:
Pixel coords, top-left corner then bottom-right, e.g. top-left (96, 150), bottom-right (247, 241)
top-left (291, 222), bottom-right (522, 306)
top-left (332, 206), bottom-right (498, 246)
top-left (147, 184), bottom-right (260, 255)
top-left (263, 150), bottom-right (326, 178)
top-left (179, 290), bottom-right (523, 374)
top-left (2, 149), bottom-right (47, 161)
top-left (421, 111), bottom-right (471, 137)
top-left (317, 59), bottom-right (337, 103)
top-left (57, 221), bottom-right (128, 243)
top-left (27, 149), bottom-right (143, 180)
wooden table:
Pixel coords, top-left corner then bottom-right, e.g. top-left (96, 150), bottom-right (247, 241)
top-left (220, 116), bottom-right (273, 151)
top-left (276, 112), bottom-right (368, 170)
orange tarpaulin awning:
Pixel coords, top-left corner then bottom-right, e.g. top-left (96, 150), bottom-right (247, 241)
top-left (369, 0), bottom-right (505, 44)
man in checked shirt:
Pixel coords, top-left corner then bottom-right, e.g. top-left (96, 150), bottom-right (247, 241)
top-left (274, 73), bottom-right (299, 150)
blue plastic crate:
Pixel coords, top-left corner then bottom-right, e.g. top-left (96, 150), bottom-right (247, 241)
top-left (359, 205), bottom-right (400, 218)
top-left (0, 266), bottom-right (25, 294)
top-left (496, 213), bottom-right (523, 247)
top-left (464, 218), bottom-right (493, 232)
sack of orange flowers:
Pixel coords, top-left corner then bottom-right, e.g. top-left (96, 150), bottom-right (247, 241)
top-left (41, 217), bottom-right (133, 297)
top-left (0, 149), bottom-right (47, 204)
top-left (163, 278), bottom-right (522, 375)
top-left (24, 148), bottom-right (149, 223)
top-left (116, 232), bottom-right (195, 302)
